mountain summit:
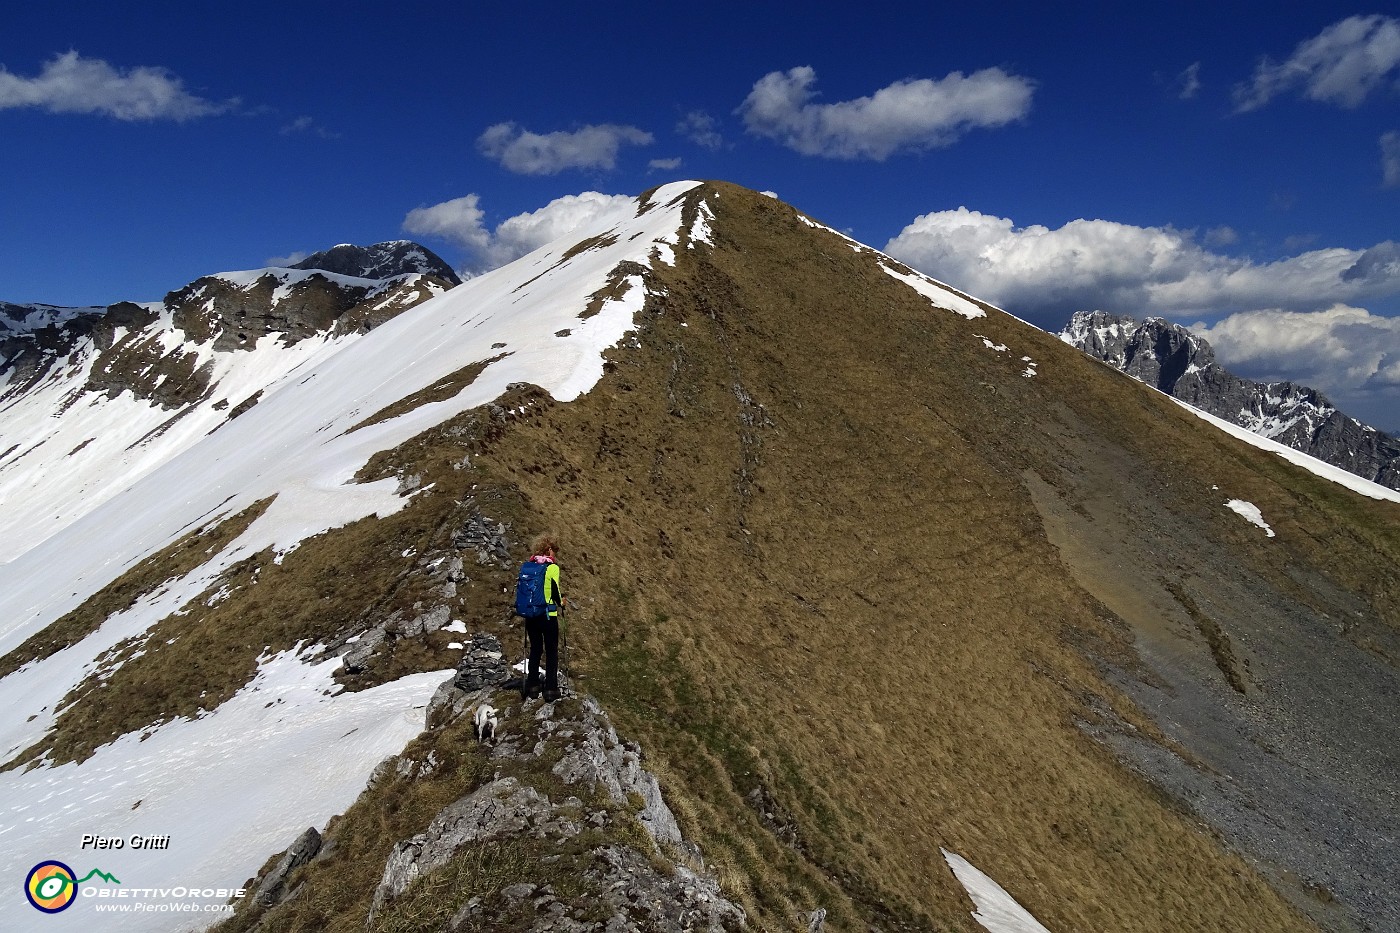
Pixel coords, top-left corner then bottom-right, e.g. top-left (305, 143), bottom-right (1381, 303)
top-left (1, 183), bottom-right (1397, 933)
top-left (288, 240), bottom-right (461, 284)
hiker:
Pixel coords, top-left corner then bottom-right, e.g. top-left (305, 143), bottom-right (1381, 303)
top-left (515, 533), bottom-right (565, 701)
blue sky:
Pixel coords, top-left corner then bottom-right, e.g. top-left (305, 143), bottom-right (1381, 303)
top-left (3, 2), bottom-right (1399, 429)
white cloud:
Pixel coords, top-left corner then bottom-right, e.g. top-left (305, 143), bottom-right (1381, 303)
top-left (403, 194), bottom-right (492, 255)
top-left (266, 250), bottom-right (310, 267)
top-left (1234, 14), bottom-right (1400, 111)
top-left (0, 51), bottom-right (233, 121)
top-left (476, 122), bottom-right (653, 175)
top-left (404, 191), bottom-right (636, 274)
top-left (1383, 130), bottom-right (1400, 188)
top-left (1204, 225), bottom-right (1239, 247)
top-left (648, 157), bottom-right (682, 171)
top-left (280, 115), bottom-right (340, 139)
top-left (1190, 306), bottom-right (1400, 423)
top-left (677, 110), bottom-right (723, 149)
top-left (738, 65), bottom-right (1034, 160)
top-left (1177, 62), bottom-right (1203, 100)
top-left (884, 207), bottom-right (1400, 321)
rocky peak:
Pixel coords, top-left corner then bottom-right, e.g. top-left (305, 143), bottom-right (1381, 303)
top-left (1061, 310), bottom-right (1400, 490)
top-left (290, 240), bottom-right (461, 285)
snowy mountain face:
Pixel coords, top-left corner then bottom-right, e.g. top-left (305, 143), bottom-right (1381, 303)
top-left (0, 245), bottom-right (458, 563)
top-left (1, 184), bottom-right (1397, 933)
top-left (1060, 310), bottom-right (1400, 491)
top-left (288, 240), bottom-right (461, 284)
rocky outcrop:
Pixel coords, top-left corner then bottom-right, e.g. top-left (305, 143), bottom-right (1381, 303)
top-left (166, 270), bottom-right (424, 351)
top-left (290, 240), bottom-right (461, 285)
top-left (452, 508), bottom-right (514, 569)
top-left (163, 241), bottom-right (457, 353)
top-left (1061, 310), bottom-right (1400, 490)
top-left (367, 677), bottom-right (745, 932)
top-left (336, 604), bottom-right (455, 675)
top-left (252, 826), bottom-right (323, 908)
top-left (1, 301), bottom-right (123, 397)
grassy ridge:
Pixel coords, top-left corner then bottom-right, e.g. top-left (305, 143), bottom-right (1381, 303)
top-left (460, 183), bottom-right (1329, 931)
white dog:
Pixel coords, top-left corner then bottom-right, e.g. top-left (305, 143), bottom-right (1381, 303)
top-left (473, 703), bottom-right (499, 744)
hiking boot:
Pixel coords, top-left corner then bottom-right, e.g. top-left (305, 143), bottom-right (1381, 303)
top-left (543, 687), bottom-right (560, 702)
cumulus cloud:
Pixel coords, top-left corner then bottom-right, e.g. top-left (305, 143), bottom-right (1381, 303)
top-left (883, 207), bottom-right (1400, 323)
top-left (738, 65), bottom-right (1034, 160)
top-left (1190, 306), bottom-right (1400, 420)
top-left (404, 190), bottom-right (636, 274)
top-left (0, 51), bottom-right (234, 121)
top-left (886, 205), bottom-right (1400, 427)
top-left (477, 122), bottom-right (653, 175)
top-left (403, 194), bottom-right (493, 255)
top-left (1234, 14), bottom-right (1400, 111)
top-left (1383, 130), bottom-right (1400, 188)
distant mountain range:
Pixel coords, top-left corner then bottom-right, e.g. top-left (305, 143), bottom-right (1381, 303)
top-left (1060, 310), bottom-right (1400, 492)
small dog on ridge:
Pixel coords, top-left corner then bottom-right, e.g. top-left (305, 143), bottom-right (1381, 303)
top-left (473, 703), bottom-right (499, 744)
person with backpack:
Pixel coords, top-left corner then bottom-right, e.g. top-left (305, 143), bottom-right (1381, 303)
top-left (515, 533), bottom-right (565, 701)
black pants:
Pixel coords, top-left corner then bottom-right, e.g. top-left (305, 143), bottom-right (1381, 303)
top-left (525, 613), bottom-right (559, 691)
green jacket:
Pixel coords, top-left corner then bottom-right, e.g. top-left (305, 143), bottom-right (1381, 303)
top-left (543, 561), bottom-right (562, 619)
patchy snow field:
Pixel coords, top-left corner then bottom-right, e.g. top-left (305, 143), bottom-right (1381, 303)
top-left (0, 181), bottom-right (704, 931)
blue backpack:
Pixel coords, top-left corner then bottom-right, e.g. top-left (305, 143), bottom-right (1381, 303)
top-left (514, 561), bottom-right (548, 617)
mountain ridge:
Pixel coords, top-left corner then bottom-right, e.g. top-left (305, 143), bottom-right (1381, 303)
top-left (0, 182), bottom-right (1396, 932)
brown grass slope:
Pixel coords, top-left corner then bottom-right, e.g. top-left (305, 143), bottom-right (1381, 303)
top-left (445, 182), bottom-right (1394, 931)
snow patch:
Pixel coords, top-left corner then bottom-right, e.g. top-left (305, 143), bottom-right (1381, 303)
top-left (1225, 499), bottom-right (1276, 537)
top-left (1169, 398), bottom-right (1400, 503)
top-left (880, 262), bottom-right (986, 319)
top-left (943, 849), bottom-right (1051, 933)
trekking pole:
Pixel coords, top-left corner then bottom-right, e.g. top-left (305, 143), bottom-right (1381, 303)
top-left (520, 622), bottom-right (529, 702)
top-left (560, 603), bottom-right (570, 697)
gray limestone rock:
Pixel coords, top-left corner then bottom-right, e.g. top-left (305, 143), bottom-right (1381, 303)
top-left (453, 633), bottom-right (511, 692)
top-left (549, 697), bottom-right (683, 847)
top-left (367, 777), bottom-right (565, 923)
top-left (581, 845), bottom-right (746, 933)
top-left (252, 826), bottom-right (322, 908)
top-left (341, 626), bottom-right (387, 673)
top-left (389, 604), bottom-right (451, 638)
top-left (452, 509), bottom-right (513, 567)
top-left (369, 676), bottom-right (745, 932)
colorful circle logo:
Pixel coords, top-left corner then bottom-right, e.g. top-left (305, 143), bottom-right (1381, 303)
top-left (25, 861), bottom-right (78, 913)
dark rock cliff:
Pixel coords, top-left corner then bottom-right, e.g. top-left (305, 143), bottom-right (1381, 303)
top-left (1061, 310), bottom-right (1400, 491)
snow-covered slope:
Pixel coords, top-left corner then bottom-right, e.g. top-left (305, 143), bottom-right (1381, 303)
top-left (0, 265), bottom-right (453, 563)
top-left (0, 181), bottom-right (705, 931)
